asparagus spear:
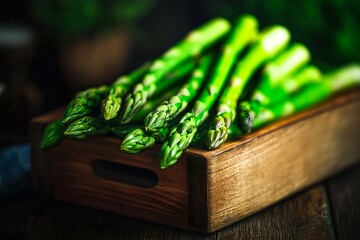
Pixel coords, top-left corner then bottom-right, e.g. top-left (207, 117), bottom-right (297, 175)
top-left (252, 64), bottom-right (360, 129)
top-left (131, 82), bottom-right (183, 123)
top-left (39, 120), bottom-right (65, 150)
top-left (64, 116), bottom-right (110, 139)
top-left (273, 65), bottom-right (322, 101)
top-left (251, 42), bottom-right (311, 105)
top-left (101, 61), bottom-right (152, 121)
top-left (119, 113), bottom-right (184, 154)
top-left (120, 18), bottom-right (231, 123)
top-left (159, 17), bottom-right (259, 169)
top-left (64, 84), bottom-right (180, 141)
top-left (206, 25), bottom-right (291, 149)
top-left (120, 128), bottom-right (156, 154)
top-left (64, 54), bottom-right (196, 131)
top-left (62, 85), bottom-right (110, 124)
top-left (144, 51), bottom-right (216, 137)
top-left (239, 65), bottom-right (323, 133)
top-left (103, 59), bottom-right (196, 122)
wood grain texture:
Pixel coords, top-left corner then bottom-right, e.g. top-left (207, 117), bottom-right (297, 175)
top-left (212, 184), bottom-right (335, 240)
top-left (0, 183), bottom-right (336, 240)
top-left (201, 91), bottom-right (360, 231)
top-left (327, 162), bottom-right (360, 240)
top-left (31, 110), bottom-right (189, 229)
top-left (30, 90), bottom-right (360, 232)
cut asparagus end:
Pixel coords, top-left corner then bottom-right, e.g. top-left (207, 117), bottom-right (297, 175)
top-left (238, 101), bottom-right (256, 133)
top-left (120, 128), bottom-right (155, 154)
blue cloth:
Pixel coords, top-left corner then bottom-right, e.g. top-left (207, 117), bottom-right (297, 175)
top-left (0, 143), bottom-right (31, 198)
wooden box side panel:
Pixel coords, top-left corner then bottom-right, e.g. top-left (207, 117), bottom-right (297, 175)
top-left (31, 116), bottom-right (189, 229)
top-left (204, 93), bottom-right (360, 232)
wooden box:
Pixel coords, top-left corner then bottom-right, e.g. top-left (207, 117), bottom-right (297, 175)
top-left (30, 90), bottom-right (360, 233)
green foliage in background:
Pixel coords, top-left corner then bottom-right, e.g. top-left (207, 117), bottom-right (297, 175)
top-left (205, 0), bottom-right (360, 68)
top-left (32, 0), bottom-right (158, 42)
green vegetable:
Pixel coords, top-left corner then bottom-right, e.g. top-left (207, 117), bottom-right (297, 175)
top-left (238, 65), bottom-right (323, 133)
top-left (158, 17), bottom-right (259, 168)
top-left (39, 120), bottom-right (65, 150)
top-left (237, 43), bottom-right (313, 133)
top-left (144, 52), bottom-right (215, 137)
top-left (64, 116), bottom-right (110, 139)
top-left (272, 65), bottom-right (323, 102)
top-left (206, 25), bottom-right (290, 149)
top-left (119, 17), bottom-right (231, 123)
top-left (131, 81), bottom-right (184, 123)
top-left (120, 128), bottom-right (155, 154)
top-left (63, 85), bottom-right (110, 124)
top-left (252, 64), bottom-right (360, 129)
top-left (102, 59), bottom-right (196, 122)
top-left (192, 123), bottom-right (243, 148)
top-left (250, 43), bottom-right (311, 105)
top-left (101, 61), bottom-right (152, 121)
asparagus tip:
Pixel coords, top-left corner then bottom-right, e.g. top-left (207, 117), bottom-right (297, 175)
top-left (102, 98), bottom-right (121, 121)
top-left (120, 129), bottom-right (155, 154)
top-left (120, 92), bottom-right (146, 124)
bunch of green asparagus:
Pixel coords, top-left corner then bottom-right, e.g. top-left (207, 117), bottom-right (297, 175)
top-left (39, 14), bottom-right (360, 169)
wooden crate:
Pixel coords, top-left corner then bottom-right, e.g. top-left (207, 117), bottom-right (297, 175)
top-left (30, 90), bottom-right (360, 233)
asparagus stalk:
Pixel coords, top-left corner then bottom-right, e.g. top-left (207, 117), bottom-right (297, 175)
top-left (101, 61), bottom-right (152, 121)
top-left (62, 85), bottom-right (110, 124)
top-left (274, 65), bottom-right (322, 100)
top-left (206, 25), bottom-right (291, 149)
top-left (251, 42), bottom-right (311, 105)
top-left (144, 51), bottom-right (216, 137)
top-left (159, 16), bottom-right (259, 169)
top-left (238, 65), bottom-right (323, 133)
top-left (64, 116), bottom-right (110, 139)
top-left (252, 64), bottom-right (360, 129)
top-left (120, 18), bottom-right (231, 123)
top-left (39, 120), bottom-right (65, 150)
top-left (131, 82), bottom-right (183, 123)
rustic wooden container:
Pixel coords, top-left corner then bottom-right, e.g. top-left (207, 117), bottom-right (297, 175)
top-left (30, 90), bottom-right (360, 233)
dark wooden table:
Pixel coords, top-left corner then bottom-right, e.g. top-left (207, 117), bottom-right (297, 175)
top-left (1, 161), bottom-right (360, 240)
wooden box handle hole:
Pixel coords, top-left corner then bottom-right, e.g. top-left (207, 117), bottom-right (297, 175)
top-left (91, 159), bottom-right (158, 188)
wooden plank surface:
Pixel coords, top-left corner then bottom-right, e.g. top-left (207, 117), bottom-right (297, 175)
top-left (0, 182), bottom-right (335, 240)
top-left (327, 163), bottom-right (360, 240)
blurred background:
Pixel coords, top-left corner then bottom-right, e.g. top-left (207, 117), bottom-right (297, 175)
top-left (0, 0), bottom-right (359, 196)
